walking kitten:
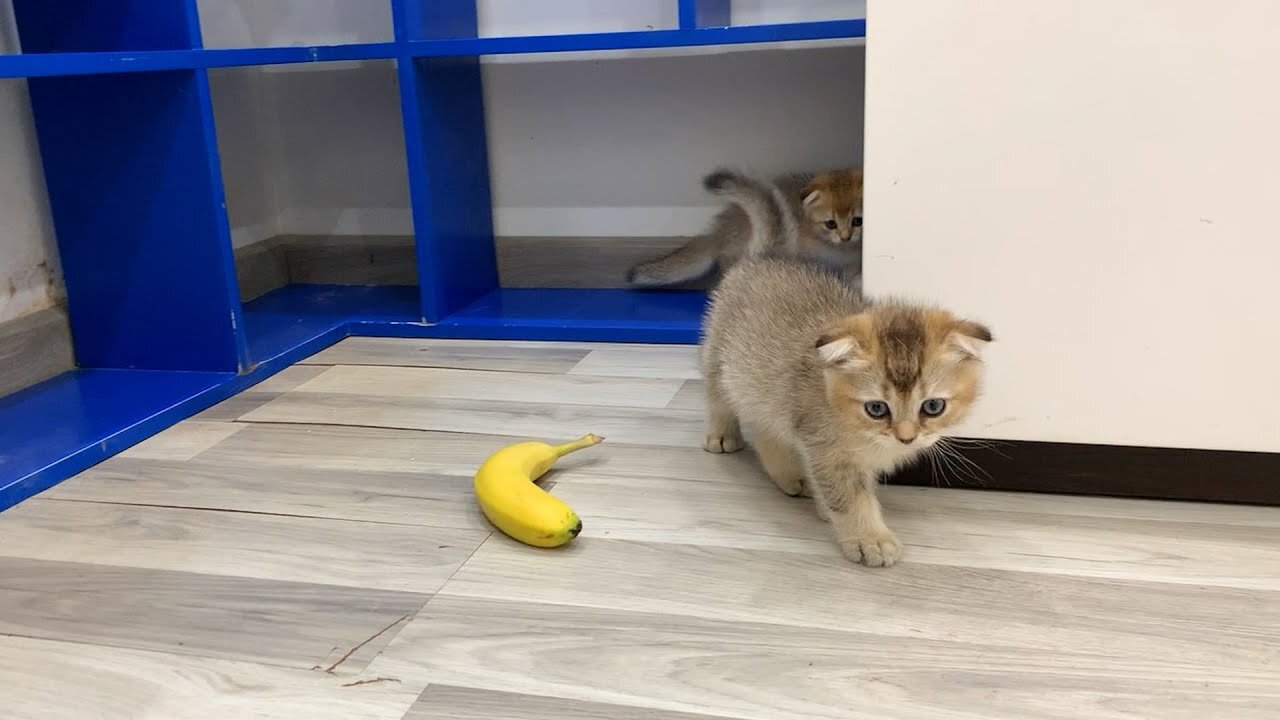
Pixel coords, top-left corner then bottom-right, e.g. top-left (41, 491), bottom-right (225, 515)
top-left (626, 168), bottom-right (863, 288)
top-left (700, 257), bottom-right (992, 567)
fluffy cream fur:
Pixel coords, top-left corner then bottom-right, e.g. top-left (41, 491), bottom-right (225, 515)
top-left (699, 258), bottom-right (992, 567)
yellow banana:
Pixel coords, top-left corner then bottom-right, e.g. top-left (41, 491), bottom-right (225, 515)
top-left (473, 434), bottom-right (602, 548)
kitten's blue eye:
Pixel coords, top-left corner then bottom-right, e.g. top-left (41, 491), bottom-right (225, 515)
top-left (824, 219), bottom-right (838, 230)
top-left (864, 401), bottom-right (891, 419)
top-left (921, 398), bottom-right (947, 417)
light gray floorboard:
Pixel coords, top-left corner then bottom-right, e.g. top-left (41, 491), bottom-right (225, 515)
top-left (2, 338), bottom-right (1277, 720)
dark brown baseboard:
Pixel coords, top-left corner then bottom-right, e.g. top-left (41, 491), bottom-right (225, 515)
top-left (0, 307), bottom-right (75, 399)
top-left (497, 235), bottom-right (711, 289)
top-left (889, 438), bottom-right (1280, 506)
top-left (233, 235), bottom-right (417, 302)
top-left (233, 234), bottom-right (703, 300)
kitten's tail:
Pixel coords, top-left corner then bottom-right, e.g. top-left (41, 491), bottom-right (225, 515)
top-left (625, 234), bottom-right (719, 287)
top-left (703, 168), bottom-right (796, 259)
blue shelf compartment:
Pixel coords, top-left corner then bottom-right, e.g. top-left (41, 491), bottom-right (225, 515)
top-left (0, 1), bottom-right (865, 510)
top-left (201, 50), bottom-right (427, 361)
top-left (387, 1), bottom-right (864, 325)
top-left (11, 0), bottom-right (202, 54)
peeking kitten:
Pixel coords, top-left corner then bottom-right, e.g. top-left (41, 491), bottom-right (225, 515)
top-left (626, 168), bottom-right (864, 288)
top-left (700, 257), bottom-right (992, 567)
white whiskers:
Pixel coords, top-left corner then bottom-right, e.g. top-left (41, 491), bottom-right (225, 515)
top-left (926, 437), bottom-right (992, 487)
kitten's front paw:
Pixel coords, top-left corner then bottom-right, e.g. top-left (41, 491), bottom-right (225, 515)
top-left (703, 431), bottom-right (744, 453)
top-left (773, 475), bottom-right (805, 497)
top-left (839, 532), bottom-right (902, 568)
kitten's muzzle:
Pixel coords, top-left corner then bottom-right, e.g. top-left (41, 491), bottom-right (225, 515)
top-left (894, 422), bottom-right (919, 444)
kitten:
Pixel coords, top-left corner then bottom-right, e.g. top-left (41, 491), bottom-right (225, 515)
top-left (626, 168), bottom-right (864, 288)
top-left (699, 257), bottom-right (992, 567)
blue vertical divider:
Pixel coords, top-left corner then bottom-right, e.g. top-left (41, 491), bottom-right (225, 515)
top-left (18, 1), bottom-right (249, 372)
top-left (393, 0), bottom-right (499, 322)
top-left (679, 0), bottom-right (732, 30)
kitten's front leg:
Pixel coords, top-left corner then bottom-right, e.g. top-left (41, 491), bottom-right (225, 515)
top-left (802, 447), bottom-right (901, 567)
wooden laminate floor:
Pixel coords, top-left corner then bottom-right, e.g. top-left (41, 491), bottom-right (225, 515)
top-left (1, 338), bottom-right (1278, 719)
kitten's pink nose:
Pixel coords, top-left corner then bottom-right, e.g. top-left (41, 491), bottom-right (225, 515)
top-left (894, 422), bottom-right (918, 444)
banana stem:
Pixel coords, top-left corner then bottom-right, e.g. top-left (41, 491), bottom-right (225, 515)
top-left (552, 434), bottom-right (604, 457)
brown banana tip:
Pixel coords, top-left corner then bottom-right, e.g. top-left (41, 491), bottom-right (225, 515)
top-left (570, 520), bottom-right (583, 537)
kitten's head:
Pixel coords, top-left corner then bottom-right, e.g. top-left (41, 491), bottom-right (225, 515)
top-left (801, 169), bottom-right (864, 248)
top-left (815, 302), bottom-right (992, 467)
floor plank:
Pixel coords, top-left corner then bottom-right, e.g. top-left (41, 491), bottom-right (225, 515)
top-left (666, 379), bottom-right (705, 410)
top-left (551, 473), bottom-right (830, 554)
top-left (118, 420), bottom-right (244, 461)
top-left (551, 473), bottom-right (1280, 588)
top-left (291, 365), bottom-right (683, 409)
top-left (183, 419), bottom-right (1280, 530)
top-left (192, 422), bottom-right (756, 483)
top-left (404, 685), bottom-right (745, 720)
top-left (0, 498), bottom-right (488, 592)
top-left (304, 337), bottom-right (590, 373)
top-left (194, 364), bottom-right (331, 421)
top-left (45, 456), bottom-right (488, 530)
top-left (0, 556), bottom-right (427, 671)
top-left (369, 595), bottom-right (1280, 720)
top-left (240, 392), bottom-right (703, 448)
top-left (438, 536), bottom-right (1280, 674)
top-left (569, 345), bottom-right (700, 380)
top-left (0, 635), bottom-right (423, 720)
top-left (882, 500), bottom-right (1280, 590)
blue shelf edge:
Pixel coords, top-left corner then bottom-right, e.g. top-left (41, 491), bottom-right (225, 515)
top-left (0, 368), bottom-right (235, 510)
top-left (407, 19), bottom-right (865, 57)
top-left (0, 20), bottom-right (864, 79)
top-left (0, 285), bottom-right (705, 511)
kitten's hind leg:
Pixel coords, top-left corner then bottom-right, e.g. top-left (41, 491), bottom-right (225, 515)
top-left (752, 433), bottom-right (805, 496)
top-left (702, 381), bottom-right (744, 454)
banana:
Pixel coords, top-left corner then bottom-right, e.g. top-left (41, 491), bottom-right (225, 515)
top-left (473, 434), bottom-right (602, 548)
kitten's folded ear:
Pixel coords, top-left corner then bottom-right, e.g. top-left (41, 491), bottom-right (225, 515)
top-left (801, 178), bottom-right (824, 207)
top-left (946, 320), bottom-right (994, 360)
top-left (815, 315), bottom-right (873, 369)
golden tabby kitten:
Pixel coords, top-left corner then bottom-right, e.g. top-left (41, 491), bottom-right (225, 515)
top-left (626, 168), bottom-right (863, 288)
top-left (700, 257), bottom-right (992, 567)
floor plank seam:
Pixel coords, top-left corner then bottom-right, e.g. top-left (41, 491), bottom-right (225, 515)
top-left (321, 362), bottom-right (692, 383)
top-left (231, 412), bottom-right (565, 435)
top-left (38, 496), bottom-right (480, 531)
top-left (305, 361), bottom-right (599, 378)
top-left (229, 418), bottom-right (712, 450)
top-left (431, 530), bottom-right (497, 597)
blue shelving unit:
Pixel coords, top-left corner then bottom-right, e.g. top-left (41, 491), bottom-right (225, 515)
top-left (0, 0), bottom-right (866, 510)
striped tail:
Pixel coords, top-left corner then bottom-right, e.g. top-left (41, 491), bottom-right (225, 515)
top-left (625, 235), bottom-right (719, 287)
top-left (702, 168), bottom-right (796, 258)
